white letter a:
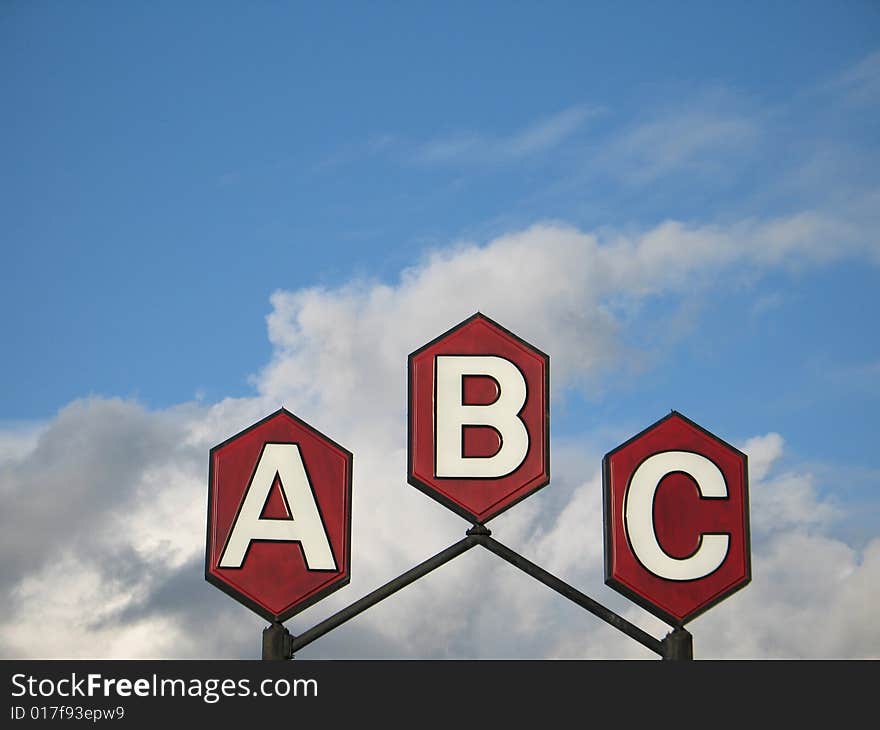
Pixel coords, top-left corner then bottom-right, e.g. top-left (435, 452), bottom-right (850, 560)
top-left (219, 443), bottom-right (337, 570)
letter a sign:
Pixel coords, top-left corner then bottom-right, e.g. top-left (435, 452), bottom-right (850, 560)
top-left (205, 409), bottom-right (352, 622)
top-left (408, 313), bottom-right (550, 523)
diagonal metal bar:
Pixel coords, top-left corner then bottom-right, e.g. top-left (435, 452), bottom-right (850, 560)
top-left (289, 536), bottom-right (479, 655)
top-left (476, 534), bottom-right (664, 656)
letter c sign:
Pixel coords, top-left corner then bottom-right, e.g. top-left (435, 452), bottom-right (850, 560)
top-left (603, 411), bottom-right (751, 627)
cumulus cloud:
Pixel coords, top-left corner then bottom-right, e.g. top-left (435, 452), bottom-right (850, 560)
top-left (1, 209), bottom-right (878, 659)
top-left (258, 208), bottom-right (875, 411)
top-left (683, 434), bottom-right (880, 659)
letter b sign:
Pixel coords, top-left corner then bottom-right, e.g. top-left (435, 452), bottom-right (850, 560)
top-left (408, 313), bottom-right (550, 524)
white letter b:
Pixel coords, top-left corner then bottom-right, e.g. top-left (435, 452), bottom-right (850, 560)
top-left (435, 355), bottom-right (529, 478)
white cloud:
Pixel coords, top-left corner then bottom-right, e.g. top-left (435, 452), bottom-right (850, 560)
top-left (741, 432), bottom-right (784, 481)
top-left (257, 208), bottom-right (874, 411)
top-left (683, 434), bottom-right (878, 658)
top-left (0, 421), bottom-right (45, 467)
top-left (825, 50), bottom-right (880, 108)
top-left (596, 92), bottom-right (759, 185)
top-left (416, 105), bottom-right (598, 165)
top-left (1, 210), bottom-right (878, 659)
top-left (692, 532), bottom-right (880, 658)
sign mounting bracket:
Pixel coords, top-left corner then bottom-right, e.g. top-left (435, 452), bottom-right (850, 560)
top-left (271, 522), bottom-right (687, 661)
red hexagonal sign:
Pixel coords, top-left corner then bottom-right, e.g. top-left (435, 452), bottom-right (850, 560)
top-left (408, 312), bottom-right (549, 524)
top-left (205, 408), bottom-right (352, 622)
top-left (603, 411), bottom-right (750, 626)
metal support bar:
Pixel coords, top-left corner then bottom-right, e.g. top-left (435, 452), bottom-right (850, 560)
top-left (476, 535), bottom-right (665, 657)
top-left (661, 627), bottom-right (693, 660)
top-left (289, 535), bottom-right (479, 654)
top-left (262, 621), bottom-right (293, 660)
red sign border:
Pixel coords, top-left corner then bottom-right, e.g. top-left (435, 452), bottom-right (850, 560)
top-left (602, 410), bottom-right (752, 627)
top-left (407, 312), bottom-right (551, 524)
top-left (204, 407), bottom-right (353, 623)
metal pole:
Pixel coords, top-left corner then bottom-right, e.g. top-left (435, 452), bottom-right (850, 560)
top-left (262, 621), bottom-right (293, 660)
top-left (476, 534), bottom-right (665, 657)
top-left (289, 535), bottom-right (479, 654)
top-left (661, 627), bottom-right (693, 660)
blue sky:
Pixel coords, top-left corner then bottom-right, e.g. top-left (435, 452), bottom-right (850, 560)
top-left (1, 3), bottom-right (879, 658)
top-left (4, 2), bottom-right (878, 417)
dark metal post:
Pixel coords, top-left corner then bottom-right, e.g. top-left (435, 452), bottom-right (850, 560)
top-left (661, 627), bottom-right (693, 660)
top-left (262, 621), bottom-right (293, 660)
